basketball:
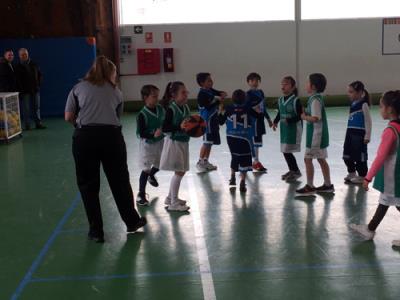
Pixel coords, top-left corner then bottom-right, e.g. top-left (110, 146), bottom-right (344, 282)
top-left (182, 114), bottom-right (206, 138)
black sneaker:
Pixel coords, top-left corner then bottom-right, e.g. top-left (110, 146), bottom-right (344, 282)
top-left (88, 233), bottom-right (105, 243)
top-left (148, 175), bottom-right (159, 187)
top-left (281, 171), bottom-right (291, 180)
top-left (127, 217), bottom-right (147, 233)
top-left (239, 180), bottom-right (247, 193)
top-left (229, 177), bottom-right (236, 186)
top-left (316, 184), bottom-right (335, 193)
top-left (136, 193), bottom-right (150, 206)
top-left (36, 123), bottom-right (46, 129)
top-left (295, 184), bottom-right (316, 196)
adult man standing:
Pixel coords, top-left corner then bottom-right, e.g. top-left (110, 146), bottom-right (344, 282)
top-left (0, 49), bottom-right (18, 92)
top-left (16, 48), bottom-right (46, 130)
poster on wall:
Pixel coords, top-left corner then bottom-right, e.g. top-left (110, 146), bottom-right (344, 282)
top-left (145, 32), bottom-right (153, 43)
top-left (164, 32), bottom-right (172, 43)
top-left (382, 18), bottom-right (400, 55)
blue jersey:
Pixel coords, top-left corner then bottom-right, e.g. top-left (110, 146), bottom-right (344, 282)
top-left (246, 89), bottom-right (271, 137)
top-left (347, 98), bottom-right (368, 131)
top-left (197, 88), bottom-right (222, 134)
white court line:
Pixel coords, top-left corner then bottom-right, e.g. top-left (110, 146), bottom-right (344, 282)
top-left (187, 174), bottom-right (217, 300)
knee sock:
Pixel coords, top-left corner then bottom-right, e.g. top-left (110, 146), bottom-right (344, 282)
top-left (149, 167), bottom-right (159, 176)
top-left (170, 174), bottom-right (183, 204)
top-left (139, 171), bottom-right (149, 194)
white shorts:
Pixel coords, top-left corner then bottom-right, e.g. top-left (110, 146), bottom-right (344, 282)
top-left (304, 147), bottom-right (328, 159)
top-left (138, 139), bottom-right (164, 171)
top-left (160, 137), bottom-right (189, 172)
top-left (379, 193), bottom-right (400, 206)
top-left (281, 143), bottom-right (301, 153)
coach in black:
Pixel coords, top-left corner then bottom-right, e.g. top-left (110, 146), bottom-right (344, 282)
top-left (65, 55), bottom-right (146, 243)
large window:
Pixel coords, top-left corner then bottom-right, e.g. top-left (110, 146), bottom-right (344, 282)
top-left (302, 0), bottom-right (400, 20)
top-left (120, 0), bottom-right (295, 25)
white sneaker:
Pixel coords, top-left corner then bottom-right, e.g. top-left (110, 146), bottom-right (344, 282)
top-left (344, 173), bottom-right (356, 182)
top-left (196, 161), bottom-right (208, 173)
top-left (392, 240), bottom-right (400, 247)
top-left (350, 224), bottom-right (375, 240)
top-left (204, 161), bottom-right (217, 171)
top-left (164, 197), bottom-right (187, 206)
top-left (167, 203), bottom-right (190, 212)
top-left (350, 176), bottom-right (365, 184)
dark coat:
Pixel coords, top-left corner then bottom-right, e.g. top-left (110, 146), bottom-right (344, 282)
top-left (0, 58), bottom-right (18, 92)
top-left (16, 59), bottom-right (42, 94)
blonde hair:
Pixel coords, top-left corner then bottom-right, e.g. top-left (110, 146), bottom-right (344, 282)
top-left (84, 55), bottom-right (117, 87)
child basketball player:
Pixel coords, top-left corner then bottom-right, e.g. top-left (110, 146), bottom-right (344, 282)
top-left (136, 84), bottom-right (165, 206)
top-left (196, 72), bottom-right (227, 172)
top-left (296, 73), bottom-right (334, 196)
top-left (350, 91), bottom-right (400, 247)
top-left (272, 76), bottom-right (303, 181)
top-left (246, 72), bottom-right (273, 172)
top-left (221, 89), bottom-right (260, 193)
top-left (343, 81), bottom-right (372, 184)
top-left (160, 81), bottom-right (191, 212)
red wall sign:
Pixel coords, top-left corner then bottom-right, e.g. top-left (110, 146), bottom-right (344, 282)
top-left (164, 32), bottom-right (172, 43)
top-left (145, 32), bottom-right (153, 43)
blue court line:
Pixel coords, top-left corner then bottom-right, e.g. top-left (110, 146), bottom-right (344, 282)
top-left (11, 193), bottom-right (81, 300)
top-left (29, 261), bottom-right (400, 284)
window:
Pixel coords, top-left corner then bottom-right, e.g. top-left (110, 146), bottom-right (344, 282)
top-left (119, 0), bottom-right (295, 25)
top-left (302, 0), bottom-right (400, 20)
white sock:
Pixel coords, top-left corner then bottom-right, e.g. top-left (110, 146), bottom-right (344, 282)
top-left (170, 174), bottom-right (183, 205)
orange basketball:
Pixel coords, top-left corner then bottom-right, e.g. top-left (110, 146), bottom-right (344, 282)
top-left (183, 114), bottom-right (206, 138)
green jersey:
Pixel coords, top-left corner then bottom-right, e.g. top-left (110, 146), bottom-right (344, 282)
top-left (305, 93), bottom-right (329, 149)
top-left (136, 104), bottom-right (165, 144)
top-left (170, 101), bottom-right (190, 142)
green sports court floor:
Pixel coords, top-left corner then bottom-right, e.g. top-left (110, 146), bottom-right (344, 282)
top-left (1, 106), bottom-right (400, 300)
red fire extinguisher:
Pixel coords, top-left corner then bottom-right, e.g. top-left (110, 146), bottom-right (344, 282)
top-left (163, 48), bottom-right (174, 72)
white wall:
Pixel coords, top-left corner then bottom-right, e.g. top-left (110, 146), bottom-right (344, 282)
top-left (119, 19), bottom-right (400, 101)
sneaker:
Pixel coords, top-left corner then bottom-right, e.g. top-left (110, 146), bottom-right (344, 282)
top-left (349, 224), bottom-right (375, 240)
top-left (164, 196), bottom-right (187, 206)
top-left (148, 175), bottom-right (159, 187)
top-left (281, 171), bottom-right (291, 180)
top-left (392, 240), bottom-right (400, 247)
top-left (88, 233), bottom-right (105, 243)
top-left (344, 173), bottom-right (356, 182)
top-left (316, 184), bottom-right (335, 193)
top-left (253, 162), bottom-right (267, 172)
top-left (349, 176), bottom-right (364, 184)
top-left (285, 171), bottom-right (302, 181)
top-left (136, 193), bottom-right (150, 206)
top-left (127, 217), bottom-right (147, 233)
top-left (239, 181), bottom-right (247, 193)
top-left (229, 177), bottom-right (236, 186)
top-left (36, 123), bottom-right (46, 129)
top-left (196, 161), bottom-right (208, 173)
top-left (296, 185), bottom-right (316, 196)
top-left (204, 160), bottom-right (218, 171)
top-left (167, 203), bottom-right (190, 212)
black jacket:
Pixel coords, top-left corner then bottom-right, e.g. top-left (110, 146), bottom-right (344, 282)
top-left (0, 58), bottom-right (18, 92)
top-left (16, 59), bottom-right (42, 94)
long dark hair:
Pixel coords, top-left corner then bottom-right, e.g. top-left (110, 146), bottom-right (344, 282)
top-left (283, 76), bottom-right (298, 96)
top-left (349, 81), bottom-right (370, 106)
top-left (160, 81), bottom-right (185, 108)
top-left (382, 90), bottom-right (400, 123)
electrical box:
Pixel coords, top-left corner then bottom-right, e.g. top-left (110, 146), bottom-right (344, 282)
top-left (120, 36), bottom-right (133, 55)
top-left (137, 48), bottom-right (161, 74)
top-left (163, 48), bottom-right (174, 72)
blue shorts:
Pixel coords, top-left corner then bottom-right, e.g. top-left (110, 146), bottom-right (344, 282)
top-left (203, 132), bottom-right (221, 145)
top-left (227, 136), bottom-right (253, 172)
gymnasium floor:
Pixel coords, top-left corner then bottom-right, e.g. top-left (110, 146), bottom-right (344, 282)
top-left (2, 106), bottom-right (400, 300)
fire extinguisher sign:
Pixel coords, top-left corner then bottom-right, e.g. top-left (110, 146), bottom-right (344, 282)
top-left (145, 32), bottom-right (153, 43)
top-left (164, 32), bottom-right (172, 43)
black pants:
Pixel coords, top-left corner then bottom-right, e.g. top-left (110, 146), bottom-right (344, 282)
top-left (72, 127), bottom-right (140, 237)
top-left (368, 204), bottom-right (400, 231)
top-left (344, 159), bottom-right (368, 177)
top-left (283, 153), bottom-right (300, 172)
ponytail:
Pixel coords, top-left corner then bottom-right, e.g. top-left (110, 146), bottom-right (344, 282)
top-left (349, 80), bottom-right (370, 106)
top-left (160, 81), bottom-right (185, 108)
top-left (283, 76), bottom-right (298, 96)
